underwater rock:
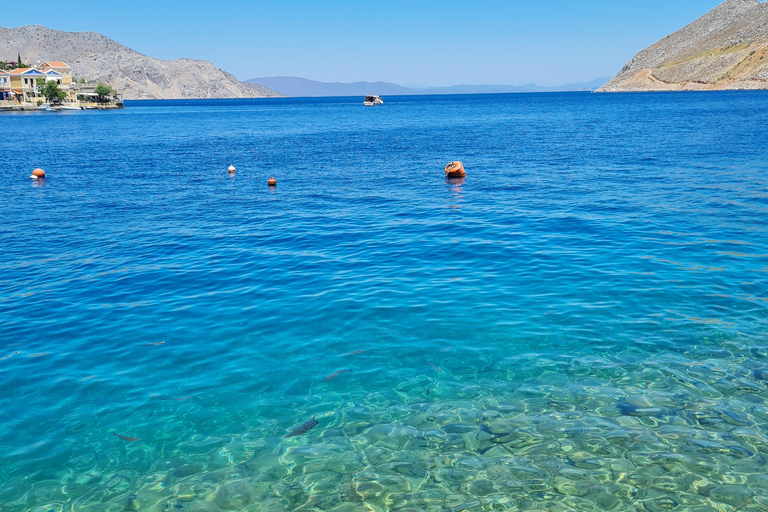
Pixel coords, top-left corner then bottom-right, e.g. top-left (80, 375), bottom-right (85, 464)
top-left (708, 484), bottom-right (754, 508)
top-left (437, 468), bottom-right (475, 483)
top-left (356, 481), bottom-right (385, 500)
top-left (441, 500), bottom-right (481, 512)
top-left (339, 483), bottom-right (364, 502)
top-left (753, 369), bottom-right (768, 381)
top-left (467, 479), bottom-right (497, 497)
top-left (124, 495), bottom-right (139, 511)
top-left (554, 477), bottom-right (599, 497)
top-left (166, 463), bottom-right (205, 485)
top-left (213, 480), bottom-right (254, 510)
top-left (719, 409), bottom-right (750, 426)
top-left (390, 461), bottom-right (427, 477)
top-left (443, 424), bottom-right (476, 434)
top-left (323, 451), bottom-right (361, 474)
top-left (640, 496), bottom-right (679, 511)
top-left (489, 433), bottom-right (515, 444)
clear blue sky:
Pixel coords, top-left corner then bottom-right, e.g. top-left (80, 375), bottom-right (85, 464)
top-left (4, 0), bottom-right (724, 86)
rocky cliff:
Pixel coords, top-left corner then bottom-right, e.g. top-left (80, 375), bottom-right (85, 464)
top-left (598, 0), bottom-right (768, 92)
top-left (0, 25), bottom-right (281, 99)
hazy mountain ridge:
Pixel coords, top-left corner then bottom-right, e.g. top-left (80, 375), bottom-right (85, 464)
top-left (599, 0), bottom-right (768, 92)
top-left (246, 76), bottom-right (609, 97)
top-left (0, 25), bottom-right (281, 100)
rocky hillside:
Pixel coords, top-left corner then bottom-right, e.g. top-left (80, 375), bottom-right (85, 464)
top-left (598, 0), bottom-right (768, 92)
top-left (0, 25), bottom-right (281, 99)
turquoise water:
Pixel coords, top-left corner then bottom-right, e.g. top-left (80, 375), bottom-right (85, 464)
top-left (1, 92), bottom-right (768, 511)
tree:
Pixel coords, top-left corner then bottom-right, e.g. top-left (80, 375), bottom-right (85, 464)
top-left (41, 81), bottom-right (67, 103)
top-left (94, 82), bottom-right (113, 102)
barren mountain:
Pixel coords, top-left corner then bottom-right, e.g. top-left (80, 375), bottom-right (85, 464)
top-left (0, 25), bottom-right (281, 99)
top-left (598, 0), bottom-right (768, 92)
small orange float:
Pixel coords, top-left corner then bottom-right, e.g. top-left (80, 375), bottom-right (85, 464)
top-left (32, 168), bottom-right (45, 178)
top-left (445, 161), bottom-right (465, 178)
top-left (268, 177), bottom-right (277, 186)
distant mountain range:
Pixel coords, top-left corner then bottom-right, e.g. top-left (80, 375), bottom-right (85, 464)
top-left (0, 25), bottom-right (282, 100)
top-left (245, 76), bottom-right (611, 97)
top-left (599, 0), bottom-right (768, 92)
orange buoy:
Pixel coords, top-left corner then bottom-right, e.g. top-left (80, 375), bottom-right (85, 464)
top-left (32, 168), bottom-right (45, 178)
top-left (445, 161), bottom-right (465, 178)
top-left (268, 177), bottom-right (277, 186)
top-left (228, 165), bottom-right (236, 173)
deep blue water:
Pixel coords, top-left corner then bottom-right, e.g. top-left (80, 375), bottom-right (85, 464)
top-left (2, 92), bottom-right (768, 512)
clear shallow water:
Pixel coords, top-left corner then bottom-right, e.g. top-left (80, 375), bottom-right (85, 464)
top-left (1, 92), bottom-right (768, 512)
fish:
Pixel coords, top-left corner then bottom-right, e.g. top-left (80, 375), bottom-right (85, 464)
top-left (325, 369), bottom-right (351, 381)
top-left (113, 433), bottom-right (140, 442)
top-left (425, 360), bottom-right (444, 373)
top-left (341, 350), bottom-right (365, 356)
top-left (284, 417), bottom-right (319, 438)
top-left (140, 341), bottom-right (165, 346)
top-left (160, 396), bottom-right (193, 401)
top-left (439, 347), bottom-right (454, 353)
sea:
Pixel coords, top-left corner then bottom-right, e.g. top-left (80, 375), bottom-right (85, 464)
top-left (1, 92), bottom-right (768, 512)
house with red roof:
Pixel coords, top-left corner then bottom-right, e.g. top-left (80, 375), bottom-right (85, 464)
top-left (39, 61), bottom-right (72, 85)
top-left (8, 68), bottom-right (49, 101)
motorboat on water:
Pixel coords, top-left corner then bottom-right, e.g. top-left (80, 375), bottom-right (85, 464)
top-left (39, 101), bottom-right (83, 111)
top-left (39, 103), bottom-right (64, 111)
top-left (363, 92), bottom-right (383, 106)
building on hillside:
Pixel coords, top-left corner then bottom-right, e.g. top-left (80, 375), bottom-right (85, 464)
top-left (42, 69), bottom-right (64, 86)
top-left (0, 71), bottom-right (12, 100)
top-left (0, 60), bottom-right (121, 108)
top-left (8, 68), bottom-right (49, 101)
top-left (6, 64), bottom-right (78, 102)
top-left (39, 61), bottom-right (72, 85)
top-left (70, 82), bottom-right (124, 105)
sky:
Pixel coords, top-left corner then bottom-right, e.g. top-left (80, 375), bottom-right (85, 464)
top-left (2, 0), bottom-right (725, 87)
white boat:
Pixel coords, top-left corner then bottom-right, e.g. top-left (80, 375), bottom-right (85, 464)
top-left (363, 93), bottom-right (383, 106)
top-left (60, 103), bottom-right (83, 111)
top-left (39, 103), bottom-right (64, 111)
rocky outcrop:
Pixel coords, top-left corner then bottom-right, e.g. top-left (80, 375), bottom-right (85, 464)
top-left (0, 25), bottom-right (282, 99)
top-left (598, 0), bottom-right (768, 92)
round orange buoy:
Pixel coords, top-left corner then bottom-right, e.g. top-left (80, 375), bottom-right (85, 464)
top-left (32, 168), bottom-right (45, 178)
top-left (268, 177), bottom-right (277, 186)
top-left (228, 165), bottom-right (236, 173)
top-left (445, 161), bottom-right (465, 178)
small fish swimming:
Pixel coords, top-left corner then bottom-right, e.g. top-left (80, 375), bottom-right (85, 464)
top-left (140, 341), bottom-right (165, 346)
top-left (284, 417), bottom-right (319, 438)
top-left (341, 350), bottom-right (365, 356)
top-left (113, 433), bottom-right (140, 442)
top-left (160, 396), bottom-right (193, 401)
top-left (325, 369), bottom-right (351, 381)
top-left (425, 360), bottom-right (444, 373)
